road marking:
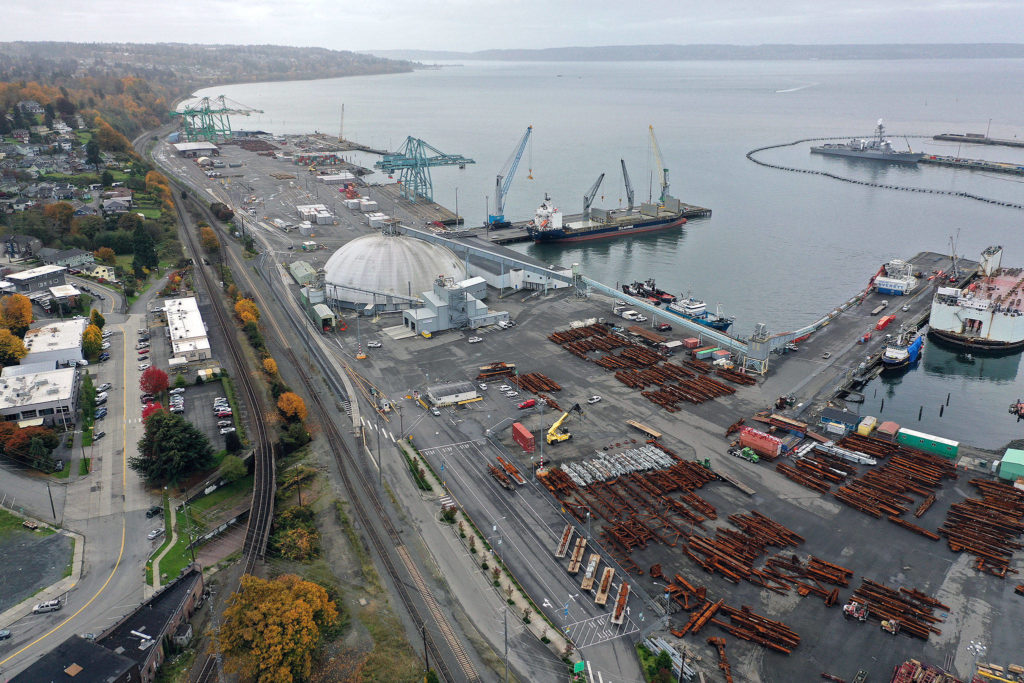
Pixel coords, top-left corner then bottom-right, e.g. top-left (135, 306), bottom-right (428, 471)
top-left (385, 430), bottom-right (394, 442)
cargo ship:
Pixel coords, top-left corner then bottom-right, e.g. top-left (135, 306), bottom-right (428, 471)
top-left (880, 326), bottom-right (923, 373)
top-left (665, 296), bottom-right (734, 332)
top-left (810, 119), bottom-right (924, 164)
top-left (928, 246), bottom-right (1024, 353)
top-left (526, 193), bottom-right (686, 244)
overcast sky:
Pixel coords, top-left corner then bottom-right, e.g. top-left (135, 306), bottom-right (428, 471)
top-left (4, 0), bottom-right (1023, 51)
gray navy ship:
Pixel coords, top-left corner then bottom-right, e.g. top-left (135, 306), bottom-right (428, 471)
top-left (810, 120), bottom-right (923, 163)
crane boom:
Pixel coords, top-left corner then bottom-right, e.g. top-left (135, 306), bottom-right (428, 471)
top-left (583, 173), bottom-right (605, 220)
top-left (620, 159), bottom-right (634, 210)
top-left (650, 125), bottom-right (669, 203)
top-left (490, 125), bottom-right (533, 225)
top-left (547, 403), bottom-right (582, 444)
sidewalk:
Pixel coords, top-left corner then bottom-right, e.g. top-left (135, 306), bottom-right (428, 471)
top-left (150, 503), bottom-right (177, 587)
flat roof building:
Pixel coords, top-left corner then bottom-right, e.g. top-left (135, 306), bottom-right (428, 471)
top-left (164, 297), bottom-right (211, 362)
top-left (0, 366), bottom-right (78, 426)
top-left (426, 381), bottom-right (478, 406)
top-left (6, 264), bottom-right (66, 294)
top-left (172, 141), bottom-right (219, 157)
top-left (10, 635), bottom-right (140, 683)
top-left (23, 318), bottom-right (86, 367)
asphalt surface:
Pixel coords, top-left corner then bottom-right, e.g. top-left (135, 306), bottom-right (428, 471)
top-left (0, 530), bottom-right (73, 614)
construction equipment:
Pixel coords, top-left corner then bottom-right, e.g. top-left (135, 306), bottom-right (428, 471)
top-left (649, 125), bottom-right (669, 202)
top-left (842, 600), bottom-right (868, 622)
top-left (707, 637), bottom-right (734, 683)
top-left (170, 95), bottom-right (263, 142)
top-left (582, 173), bottom-right (605, 221)
top-left (880, 619), bottom-right (900, 635)
top-left (373, 136), bottom-right (475, 202)
top-left (488, 125), bottom-right (532, 227)
top-left (729, 447), bottom-right (760, 463)
top-left (547, 403), bottom-right (582, 444)
top-left (620, 159), bottom-right (635, 210)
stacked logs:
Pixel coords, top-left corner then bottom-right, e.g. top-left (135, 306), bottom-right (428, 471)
top-left (832, 448), bottom-right (957, 519)
top-left (716, 369), bottom-right (757, 386)
top-left (939, 479), bottom-right (1024, 578)
top-left (511, 372), bottom-right (562, 393)
top-left (488, 464), bottom-right (514, 490)
top-left (848, 579), bottom-right (948, 640)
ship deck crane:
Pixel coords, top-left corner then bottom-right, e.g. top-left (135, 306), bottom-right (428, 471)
top-left (620, 159), bottom-right (635, 210)
top-left (649, 125), bottom-right (670, 203)
top-left (547, 403), bottom-right (582, 444)
top-left (489, 125), bottom-right (533, 227)
top-left (374, 136), bottom-right (475, 203)
top-left (582, 173), bottom-right (605, 221)
top-left (170, 95), bottom-right (263, 142)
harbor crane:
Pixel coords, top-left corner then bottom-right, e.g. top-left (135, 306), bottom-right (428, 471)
top-left (374, 136), bottom-right (474, 203)
top-left (620, 159), bottom-right (635, 210)
top-left (170, 95), bottom-right (263, 142)
top-left (582, 173), bottom-right (605, 220)
top-left (547, 403), bottom-right (582, 444)
top-left (488, 125), bottom-right (533, 227)
top-left (649, 125), bottom-right (670, 203)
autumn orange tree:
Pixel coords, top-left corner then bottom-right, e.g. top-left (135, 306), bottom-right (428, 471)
top-left (277, 392), bottom-right (307, 422)
top-left (200, 226), bottom-right (220, 252)
top-left (262, 357), bottom-right (278, 375)
top-left (43, 202), bottom-right (75, 234)
top-left (0, 294), bottom-right (33, 336)
top-left (218, 574), bottom-right (338, 683)
top-left (234, 298), bottom-right (260, 325)
top-left (0, 329), bottom-right (27, 366)
top-left (82, 324), bottom-right (103, 358)
top-left (94, 247), bottom-right (116, 265)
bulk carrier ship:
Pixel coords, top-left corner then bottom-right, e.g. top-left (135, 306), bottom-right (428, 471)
top-left (928, 246), bottom-right (1024, 353)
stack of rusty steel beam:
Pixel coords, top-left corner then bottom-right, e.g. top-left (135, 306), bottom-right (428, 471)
top-left (775, 462), bottom-right (833, 493)
top-left (914, 493), bottom-right (936, 518)
top-left (547, 324), bottom-right (609, 344)
top-left (938, 479), bottom-right (1024, 578)
top-left (682, 512), bottom-right (804, 586)
top-left (838, 433), bottom-right (898, 459)
top-left (537, 467), bottom-right (577, 495)
top-left (728, 511), bottom-right (806, 549)
top-left (488, 464), bottom-right (514, 490)
top-left (848, 579), bottom-right (948, 640)
top-left (887, 515), bottom-right (940, 541)
top-left (832, 447), bottom-right (957, 519)
top-left (511, 372), bottom-right (562, 393)
top-left (641, 375), bottom-right (737, 411)
top-left (715, 368), bottom-right (757, 386)
top-left (707, 637), bottom-right (735, 683)
top-left (683, 359), bottom-right (712, 374)
top-left (666, 572), bottom-right (708, 610)
top-left (538, 394), bottom-right (562, 412)
top-left (754, 554), bottom-right (847, 604)
top-left (711, 604), bottom-right (801, 654)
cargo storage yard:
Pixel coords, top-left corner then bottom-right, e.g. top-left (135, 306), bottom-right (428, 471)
top-left (152, 131), bottom-right (1024, 683)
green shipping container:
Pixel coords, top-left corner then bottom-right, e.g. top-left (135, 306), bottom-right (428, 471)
top-left (896, 427), bottom-right (959, 459)
top-left (998, 448), bottom-right (1024, 482)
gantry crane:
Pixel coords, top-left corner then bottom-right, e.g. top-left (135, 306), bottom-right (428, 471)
top-left (649, 125), bottom-right (670, 203)
top-left (374, 136), bottom-right (475, 203)
top-left (170, 96), bottom-right (263, 142)
top-left (582, 173), bottom-right (605, 220)
top-left (488, 125), bottom-right (533, 227)
top-left (620, 159), bottom-right (635, 210)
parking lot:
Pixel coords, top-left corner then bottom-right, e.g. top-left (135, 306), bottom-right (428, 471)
top-left (169, 380), bottom-right (240, 450)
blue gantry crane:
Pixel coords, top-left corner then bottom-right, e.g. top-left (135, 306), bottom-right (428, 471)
top-left (488, 125), bottom-right (533, 227)
top-left (374, 136), bottom-right (474, 203)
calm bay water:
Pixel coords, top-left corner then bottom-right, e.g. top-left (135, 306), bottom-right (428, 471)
top-left (197, 59), bottom-right (1024, 447)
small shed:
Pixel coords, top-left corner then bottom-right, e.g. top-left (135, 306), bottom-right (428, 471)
top-left (819, 407), bottom-right (860, 435)
top-left (998, 448), bottom-right (1024, 482)
top-left (876, 421), bottom-right (900, 440)
top-left (426, 381), bottom-right (478, 407)
top-left (312, 303), bottom-right (335, 331)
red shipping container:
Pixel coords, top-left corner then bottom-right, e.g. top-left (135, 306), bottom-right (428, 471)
top-left (683, 338), bottom-right (701, 349)
top-left (739, 426), bottom-right (782, 458)
top-left (692, 345), bottom-right (715, 357)
top-left (512, 422), bottom-right (535, 453)
top-left (875, 314), bottom-right (896, 331)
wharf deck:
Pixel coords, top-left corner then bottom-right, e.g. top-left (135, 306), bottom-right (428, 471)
top-left (933, 133), bottom-right (1024, 149)
top-left (373, 183), bottom-right (461, 226)
top-left (920, 154), bottom-right (1024, 176)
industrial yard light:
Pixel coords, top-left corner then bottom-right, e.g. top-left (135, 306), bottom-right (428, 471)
top-left (967, 640), bottom-right (986, 677)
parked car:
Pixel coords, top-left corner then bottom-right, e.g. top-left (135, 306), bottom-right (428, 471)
top-left (518, 399), bottom-right (537, 409)
top-left (147, 528), bottom-right (164, 540)
top-left (217, 420), bottom-right (233, 428)
top-left (587, 395), bottom-right (602, 404)
top-left (219, 427), bottom-right (236, 435)
top-left (0, 628), bottom-right (10, 640)
top-left (138, 354), bottom-right (149, 362)
top-left (95, 392), bottom-right (108, 402)
top-left (478, 383), bottom-right (488, 391)
top-left (98, 352), bottom-right (110, 362)
top-left (656, 323), bottom-right (673, 331)
top-left (169, 388), bottom-right (185, 395)
top-left (94, 407), bottom-right (107, 419)
top-left (367, 341), bottom-right (382, 348)
top-left (504, 391), bottom-right (519, 398)
top-left (32, 600), bottom-right (62, 614)
top-left (76, 359), bottom-right (89, 367)
top-left (145, 505), bottom-right (162, 518)
top-left (140, 394), bottom-right (155, 403)
top-left (93, 430), bottom-right (106, 441)
top-left (467, 337), bottom-right (483, 343)
top-left (137, 348), bottom-right (150, 355)
top-left (430, 407), bottom-right (441, 416)
top-left (138, 363), bottom-right (151, 371)
top-left (98, 383), bottom-right (112, 392)
top-left (102, 330), bottom-right (113, 338)
top-left (216, 410), bottom-right (233, 418)
top-left (498, 385), bottom-right (512, 391)
top-left (100, 342), bottom-right (111, 350)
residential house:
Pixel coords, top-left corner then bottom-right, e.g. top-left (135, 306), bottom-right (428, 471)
top-left (102, 197), bottom-right (131, 214)
top-left (4, 234), bottom-right (43, 258)
top-left (37, 248), bottom-right (94, 269)
top-left (51, 183), bottom-right (76, 200)
top-left (29, 125), bottom-right (49, 137)
top-left (90, 264), bottom-right (116, 281)
top-left (16, 100), bottom-right (44, 116)
top-left (11, 129), bottom-right (29, 143)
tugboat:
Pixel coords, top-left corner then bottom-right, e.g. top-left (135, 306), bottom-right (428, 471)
top-left (1010, 399), bottom-right (1024, 421)
top-left (622, 279), bottom-right (677, 305)
top-left (665, 296), bottom-right (734, 332)
top-left (880, 326), bottom-right (923, 373)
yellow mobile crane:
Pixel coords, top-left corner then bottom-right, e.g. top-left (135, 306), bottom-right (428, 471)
top-left (547, 403), bottom-right (582, 445)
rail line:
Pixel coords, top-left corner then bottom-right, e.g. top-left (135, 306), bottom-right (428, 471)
top-left (747, 136), bottom-right (1024, 210)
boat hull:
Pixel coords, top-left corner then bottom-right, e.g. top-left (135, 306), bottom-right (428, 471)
top-left (810, 146), bottom-right (923, 164)
top-left (530, 215), bottom-right (686, 244)
top-left (664, 307), bottom-right (733, 332)
top-left (927, 328), bottom-right (1024, 354)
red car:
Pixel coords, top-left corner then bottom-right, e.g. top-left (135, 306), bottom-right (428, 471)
top-left (138, 348), bottom-right (150, 355)
top-left (216, 410), bottom-right (233, 418)
top-left (517, 399), bottom-right (536, 409)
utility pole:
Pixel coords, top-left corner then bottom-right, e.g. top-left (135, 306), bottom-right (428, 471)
top-left (504, 606), bottom-right (509, 683)
top-left (422, 624), bottom-right (428, 681)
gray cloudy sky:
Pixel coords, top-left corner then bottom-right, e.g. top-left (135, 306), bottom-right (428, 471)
top-left (4, 0), bottom-right (1022, 51)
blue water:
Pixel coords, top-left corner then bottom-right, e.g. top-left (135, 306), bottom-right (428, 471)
top-left (196, 59), bottom-right (1024, 448)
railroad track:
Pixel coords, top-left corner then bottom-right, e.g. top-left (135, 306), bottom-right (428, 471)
top-left (170, 198), bottom-right (275, 683)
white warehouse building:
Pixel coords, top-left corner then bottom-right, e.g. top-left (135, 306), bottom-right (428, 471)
top-left (0, 366), bottom-right (79, 427)
top-left (22, 318), bottom-right (86, 368)
top-left (164, 297), bottom-right (211, 362)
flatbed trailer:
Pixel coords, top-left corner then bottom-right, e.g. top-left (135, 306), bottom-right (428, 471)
top-left (568, 537), bottom-right (587, 574)
top-left (595, 567), bottom-right (616, 606)
top-left (610, 582), bottom-right (630, 625)
top-left (626, 419), bottom-right (662, 439)
top-left (580, 553), bottom-right (602, 591)
top-left (555, 524), bottom-right (574, 558)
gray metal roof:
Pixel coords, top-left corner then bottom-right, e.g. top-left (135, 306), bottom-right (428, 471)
top-left (324, 233), bottom-right (465, 304)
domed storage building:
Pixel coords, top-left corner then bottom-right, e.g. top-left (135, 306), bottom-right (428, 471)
top-left (323, 232), bottom-right (467, 312)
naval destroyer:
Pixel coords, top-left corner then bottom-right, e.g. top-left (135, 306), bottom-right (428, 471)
top-left (811, 120), bottom-right (924, 164)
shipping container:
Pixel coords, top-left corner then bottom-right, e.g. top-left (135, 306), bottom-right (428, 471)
top-left (683, 338), bottom-right (701, 349)
top-left (856, 416), bottom-right (878, 436)
top-left (876, 421), bottom-right (900, 439)
top-left (875, 314), bottom-right (896, 331)
top-left (695, 347), bottom-right (719, 360)
top-left (512, 422), bottom-right (535, 453)
top-left (739, 426), bottom-right (783, 458)
top-left (997, 448), bottom-right (1024, 482)
top-left (896, 427), bottom-right (959, 459)
top-left (692, 345), bottom-right (715, 356)
top-left (712, 349), bottom-right (731, 358)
